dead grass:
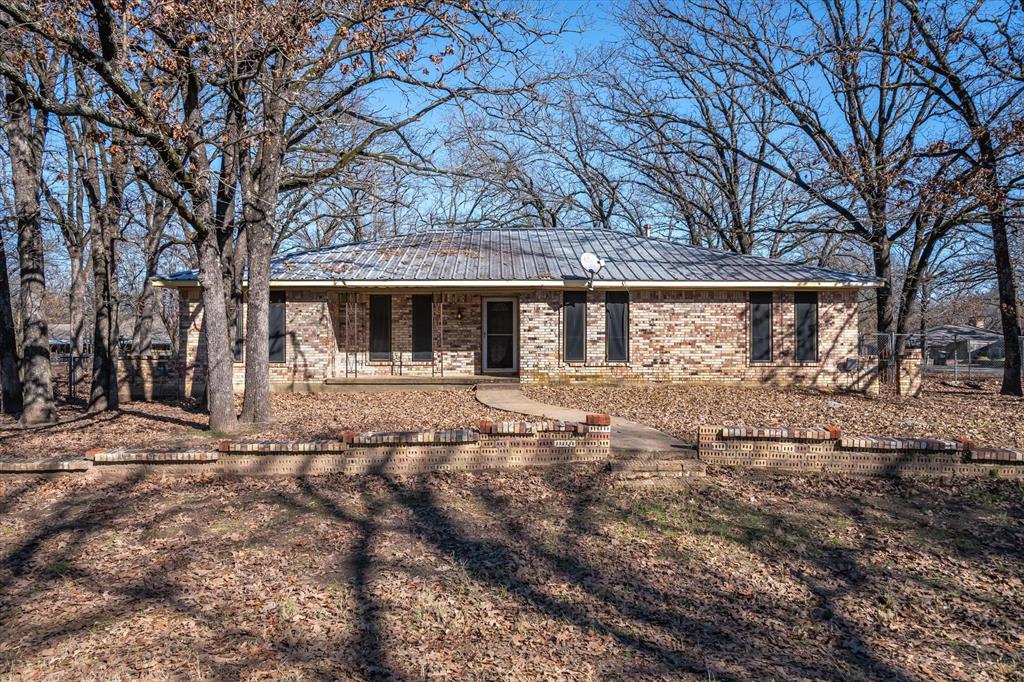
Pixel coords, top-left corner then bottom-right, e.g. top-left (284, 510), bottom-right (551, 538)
top-left (524, 379), bottom-right (1024, 447)
top-left (0, 469), bottom-right (1020, 679)
top-left (0, 391), bottom-right (516, 460)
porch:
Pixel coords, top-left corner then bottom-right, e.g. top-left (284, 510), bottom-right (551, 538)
top-left (326, 292), bottom-right (523, 381)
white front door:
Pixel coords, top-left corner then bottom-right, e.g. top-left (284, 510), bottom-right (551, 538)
top-left (482, 298), bottom-right (518, 372)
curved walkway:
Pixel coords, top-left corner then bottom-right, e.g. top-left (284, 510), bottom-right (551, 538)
top-left (475, 384), bottom-right (691, 456)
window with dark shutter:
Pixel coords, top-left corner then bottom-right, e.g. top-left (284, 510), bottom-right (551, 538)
top-left (563, 291), bottom-right (587, 362)
top-left (605, 291), bottom-right (629, 362)
top-left (369, 294), bottom-right (392, 361)
top-left (269, 291), bottom-right (286, 363)
top-left (795, 291), bottom-right (819, 363)
top-left (750, 292), bottom-right (773, 363)
top-left (411, 294), bottom-right (433, 362)
top-left (232, 303), bottom-right (244, 362)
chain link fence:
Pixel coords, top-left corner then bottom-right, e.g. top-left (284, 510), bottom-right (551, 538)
top-left (859, 330), bottom-right (1023, 383)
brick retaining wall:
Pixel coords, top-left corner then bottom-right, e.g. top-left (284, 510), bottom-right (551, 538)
top-left (698, 424), bottom-right (1024, 478)
top-left (2, 415), bottom-right (612, 478)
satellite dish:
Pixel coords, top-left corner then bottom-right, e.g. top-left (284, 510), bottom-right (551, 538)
top-left (579, 251), bottom-right (606, 275)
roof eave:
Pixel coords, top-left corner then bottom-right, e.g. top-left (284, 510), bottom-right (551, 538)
top-left (152, 277), bottom-right (880, 290)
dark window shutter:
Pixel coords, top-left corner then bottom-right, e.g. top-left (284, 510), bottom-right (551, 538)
top-left (750, 292), bottom-right (773, 363)
top-left (232, 303), bottom-right (244, 362)
top-left (795, 292), bottom-right (819, 363)
top-left (369, 295), bottom-right (392, 361)
top-left (563, 291), bottom-right (587, 362)
top-left (605, 291), bottom-right (629, 362)
top-left (269, 291), bottom-right (286, 363)
top-left (411, 294), bottom-right (433, 361)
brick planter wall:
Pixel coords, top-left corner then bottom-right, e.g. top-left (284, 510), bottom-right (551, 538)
top-left (4, 416), bottom-right (612, 478)
top-left (698, 425), bottom-right (1024, 478)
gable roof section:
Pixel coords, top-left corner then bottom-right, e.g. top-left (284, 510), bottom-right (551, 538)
top-left (156, 228), bottom-right (879, 288)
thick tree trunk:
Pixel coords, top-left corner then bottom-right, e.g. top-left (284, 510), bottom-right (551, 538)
top-left (7, 85), bottom-right (55, 426)
top-left (240, 228), bottom-right (272, 423)
top-left (988, 204), bottom-right (1023, 396)
top-left (197, 236), bottom-right (239, 433)
top-left (0, 227), bottom-right (22, 414)
top-left (133, 276), bottom-right (156, 357)
top-left (871, 238), bottom-right (894, 335)
top-left (241, 76), bottom-right (286, 424)
top-left (88, 219), bottom-right (118, 412)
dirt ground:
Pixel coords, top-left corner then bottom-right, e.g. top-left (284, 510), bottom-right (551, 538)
top-left (525, 379), bottom-right (1024, 447)
top-left (0, 391), bottom-right (516, 460)
top-left (0, 468), bottom-right (1020, 680)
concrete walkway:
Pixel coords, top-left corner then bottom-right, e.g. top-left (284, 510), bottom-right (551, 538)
top-left (475, 384), bottom-right (692, 456)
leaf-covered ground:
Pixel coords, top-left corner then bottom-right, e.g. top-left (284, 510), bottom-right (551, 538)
top-left (0, 469), bottom-right (1020, 680)
top-left (524, 379), bottom-right (1024, 447)
top-left (0, 391), bottom-right (516, 460)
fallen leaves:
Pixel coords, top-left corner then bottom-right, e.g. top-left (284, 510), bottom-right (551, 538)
top-left (0, 468), bottom-right (1020, 679)
top-left (525, 379), bottom-right (1024, 447)
top-left (0, 391), bottom-right (516, 460)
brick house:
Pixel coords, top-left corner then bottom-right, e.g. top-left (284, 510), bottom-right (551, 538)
top-left (151, 229), bottom-right (878, 394)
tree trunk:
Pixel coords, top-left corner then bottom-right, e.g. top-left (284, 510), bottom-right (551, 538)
top-left (69, 246), bottom-right (88, 356)
top-left (133, 275), bottom-right (156, 357)
top-left (871, 238), bottom-right (894, 335)
top-left (0, 225), bottom-right (22, 414)
top-left (197, 236), bottom-right (239, 433)
top-left (241, 72), bottom-right (287, 424)
top-left (88, 216), bottom-right (118, 412)
top-left (133, 197), bottom-right (172, 357)
top-left (240, 227), bottom-right (272, 423)
top-left (7, 84), bottom-right (55, 426)
top-left (988, 203), bottom-right (1023, 396)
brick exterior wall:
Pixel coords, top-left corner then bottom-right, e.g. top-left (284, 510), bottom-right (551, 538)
top-left (171, 285), bottom-right (863, 393)
top-left (518, 288), bottom-right (860, 387)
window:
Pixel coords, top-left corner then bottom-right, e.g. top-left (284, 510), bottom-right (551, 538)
top-left (411, 294), bottom-right (433, 362)
top-left (795, 291), bottom-right (819, 363)
top-left (750, 292), bottom-right (773, 363)
top-left (369, 294), bottom-right (392, 361)
top-left (232, 301), bottom-right (244, 362)
top-left (606, 291), bottom-right (629, 362)
top-left (563, 291), bottom-right (587, 362)
top-left (269, 291), bottom-right (286, 363)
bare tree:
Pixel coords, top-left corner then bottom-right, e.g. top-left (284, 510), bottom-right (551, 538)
top-left (0, 215), bottom-right (20, 414)
top-left (873, 0), bottom-right (1023, 394)
top-left (1, 40), bottom-right (56, 425)
top-left (611, 0), bottom-right (956, 341)
top-left (232, 1), bottom-right (560, 423)
top-left (129, 179), bottom-right (175, 356)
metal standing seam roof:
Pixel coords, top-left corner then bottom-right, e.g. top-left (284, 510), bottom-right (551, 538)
top-left (156, 228), bottom-right (880, 286)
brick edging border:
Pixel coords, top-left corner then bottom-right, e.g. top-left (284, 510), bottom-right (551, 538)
top-left (698, 424), bottom-right (1024, 477)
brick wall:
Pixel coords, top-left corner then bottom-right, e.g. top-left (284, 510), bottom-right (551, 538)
top-left (331, 292), bottom-right (480, 378)
top-left (518, 288), bottom-right (861, 387)
top-left (172, 285), bottom-right (863, 393)
top-left (45, 416), bottom-right (612, 478)
top-left (698, 425), bottom-right (1024, 478)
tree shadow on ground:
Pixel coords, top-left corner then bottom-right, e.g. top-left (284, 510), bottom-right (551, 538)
top-left (1, 470), bottom-right (1021, 679)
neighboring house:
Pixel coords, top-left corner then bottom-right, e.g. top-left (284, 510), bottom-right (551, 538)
top-left (48, 320), bottom-right (173, 356)
top-left (152, 229), bottom-right (878, 394)
top-left (908, 324), bottom-right (1005, 364)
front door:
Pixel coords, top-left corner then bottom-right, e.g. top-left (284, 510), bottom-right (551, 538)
top-left (482, 298), bottom-right (518, 372)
